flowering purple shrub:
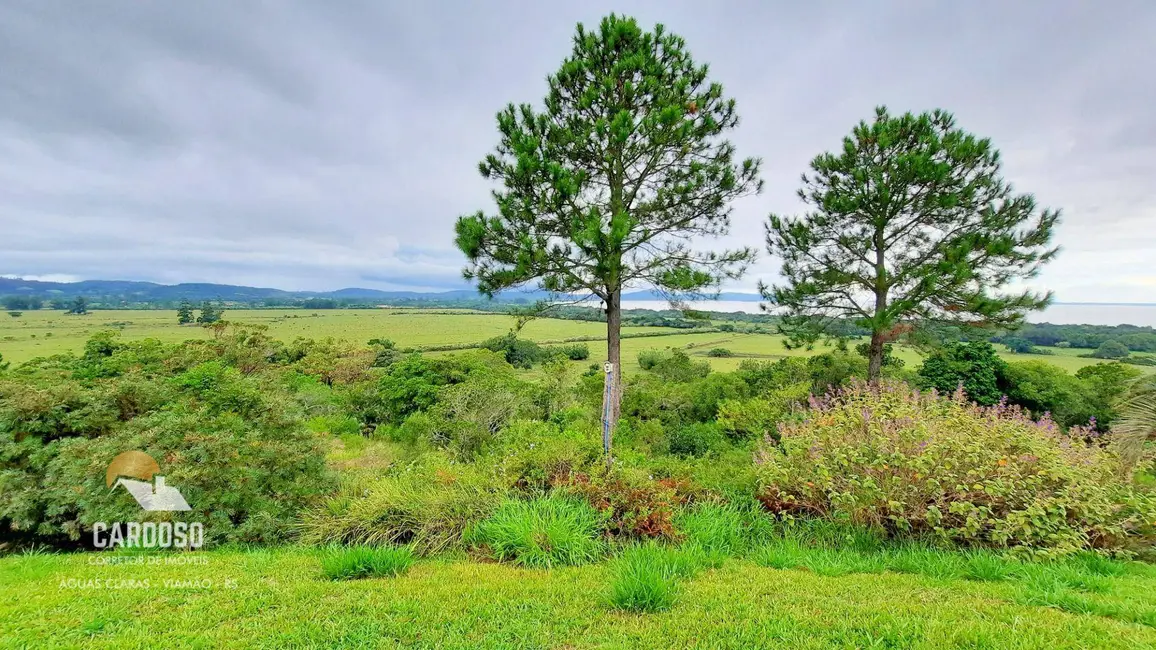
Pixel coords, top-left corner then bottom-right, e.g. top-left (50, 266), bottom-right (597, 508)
top-left (755, 381), bottom-right (1155, 557)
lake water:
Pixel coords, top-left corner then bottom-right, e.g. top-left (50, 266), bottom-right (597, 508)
top-left (620, 300), bottom-right (1156, 328)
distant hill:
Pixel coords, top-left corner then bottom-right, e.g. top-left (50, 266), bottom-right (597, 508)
top-left (0, 277), bottom-right (772, 305)
top-left (0, 277), bottom-right (574, 304)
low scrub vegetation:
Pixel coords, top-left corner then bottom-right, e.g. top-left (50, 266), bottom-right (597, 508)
top-left (755, 381), bottom-right (1155, 556)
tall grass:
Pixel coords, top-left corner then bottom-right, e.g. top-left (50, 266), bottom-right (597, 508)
top-left (300, 466), bottom-right (503, 556)
top-left (465, 495), bottom-right (605, 568)
top-left (608, 544), bottom-right (688, 612)
top-left (320, 545), bottom-right (415, 580)
top-left (674, 502), bottom-right (747, 568)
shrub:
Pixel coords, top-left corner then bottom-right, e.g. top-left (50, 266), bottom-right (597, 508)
top-left (427, 371), bottom-right (535, 458)
top-left (485, 420), bottom-right (601, 491)
top-left (1075, 362), bottom-right (1141, 430)
top-left (556, 343), bottom-right (590, 361)
top-left (301, 460), bottom-right (504, 555)
top-left (1092, 340), bottom-right (1131, 359)
top-left (807, 351), bottom-right (872, 392)
top-left (683, 373), bottom-right (748, 422)
top-left (736, 357), bottom-right (811, 395)
top-left (320, 545), bottom-right (415, 580)
top-left (706, 348), bottom-right (733, 358)
top-left (637, 348), bottom-right (710, 382)
top-left (481, 332), bottom-right (545, 368)
top-left (1, 365), bottom-right (331, 546)
top-left (607, 543), bottom-right (685, 612)
top-left (1003, 337), bottom-right (1037, 354)
top-left (306, 414), bottom-right (362, 437)
top-left (623, 372), bottom-right (747, 428)
top-left (916, 341), bottom-right (1008, 406)
top-left (717, 382), bottom-right (810, 442)
top-left (1001, 361), bottom-right (1096, 428)
top-left (754, 380), bottom-right (1156, 556)
top-left (564, 469), bottom-right (686, 539)
top-left (465, 495), bottom-right (605, 568)
top-left (667, 422), bottom-right (724, 458)
top-left (353, 351), bottom-right (510, 428)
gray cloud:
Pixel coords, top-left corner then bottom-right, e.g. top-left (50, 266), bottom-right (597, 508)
top-left (1, 0), bottom-right (1153, 300)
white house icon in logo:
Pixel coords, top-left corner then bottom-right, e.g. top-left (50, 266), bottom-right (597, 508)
top-left (112, 475), bottom-right (191, 512)
top-left (106, 450), bottom-right (191, 512)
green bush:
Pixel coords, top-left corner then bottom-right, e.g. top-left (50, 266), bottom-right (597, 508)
top-left (706, 348), bottom-right (733, 358)
top-left (1001, 361), bottom-right (1097, 428)
top-left (484, 420), bottom-right (601, 491)
top-left (623, 371), bottom-right (747, 428)
top-left (736, 357), bottom-right (811, 395)
top-left (805, 351), bottom-right (870, 393)
top-left (1003, 337), bottom-right (1038, 354)
top-left (306, 414), bottom-right (362, 436)
top-left (916, 341), bottom-right (1007, 406)
top-left (320, 545), bottom-right (415, 580)
top-left (556, 343), bottom-right (590, 361)
top-left (301, 459), bottom-right (504, 555)
top-left (637, 348), bottom-right (710, 382)
top-left (717, 381), bottom-right (809, 442)
top-left (683, 373), bottom-right (748, 422)
top-left (0, 348), bottom-right (331, 546)
top-left (1092, 340), bottom-right (1130, 359)
top-left (754, 380), bottom-right (1156, 556)
top-left (465, 495), bottom-right (605, 568)
top-left (667, 422), bottom-right (724, 458)
top-left (481, 332), bottom-right (545, 368)
top-left (607, 543), bottom-right (686, 612)
top-left (425, 371), bottom-right (536, 458)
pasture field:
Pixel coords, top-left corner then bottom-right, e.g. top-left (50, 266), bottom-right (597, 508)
top-left (0, 307), bottom-right (1148, 374)
top-left (3, 547), bottom-right (1156, 649)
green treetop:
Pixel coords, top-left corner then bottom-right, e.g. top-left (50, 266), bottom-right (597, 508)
top-left (763, 107), bottom-right (1059, 380)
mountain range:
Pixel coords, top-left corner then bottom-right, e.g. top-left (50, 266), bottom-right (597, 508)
top-left (3, 277), bottom-right (1150, 307)
top-left (0, 277), bottom-right (765, 303)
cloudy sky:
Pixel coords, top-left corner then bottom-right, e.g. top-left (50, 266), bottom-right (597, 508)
top-left (1, 1), bottom-right (1153, 301)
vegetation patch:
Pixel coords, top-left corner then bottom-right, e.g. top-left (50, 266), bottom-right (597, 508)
top-left (465, 495), bottom-right (606, 568)
top-left (320, 544), bottom-right (415, 580)
top-left (755, 380), bottom-right (1156, 556)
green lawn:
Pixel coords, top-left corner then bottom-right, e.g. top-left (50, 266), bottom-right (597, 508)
top-left (3, 548), bottom-right (1155, 649)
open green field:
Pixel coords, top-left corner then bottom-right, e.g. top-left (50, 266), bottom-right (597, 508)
top-left (2, 308), bottom-right (1146, 375)
top-left (0, 309), bottom-right (666, 365)
top-left (3, 547), bottom-right (1155, 649)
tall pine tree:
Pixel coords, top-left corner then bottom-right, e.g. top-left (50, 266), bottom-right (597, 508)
top-left (177, 300), bottom-right (194, 325)
top-left (763, 107), bottom-right (1059, 380)
top-left (455, 15), bottom-right (762, 443)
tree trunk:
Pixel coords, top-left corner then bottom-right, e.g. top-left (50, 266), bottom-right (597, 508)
top-left (605, 289), bottom-right (622, 451)
top-left (867, 330), bottom-right (885, 382)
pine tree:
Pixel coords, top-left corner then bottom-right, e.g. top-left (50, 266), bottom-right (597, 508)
top-left (196, 301), bottom-right (217, 324)
top-left (66, 296), bottom-right (88, 315)
top-left (763, 107), bottom-right (1059, 380)
top-left (455, 14), bottom-right (762, 444)
top-left (177, 300), bottom-right (194, 325)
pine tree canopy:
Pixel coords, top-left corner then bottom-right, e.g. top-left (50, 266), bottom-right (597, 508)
top-left (454, 13), bottom-right (763, 302)
top-left (763, 106), bottom-right (1060, 378)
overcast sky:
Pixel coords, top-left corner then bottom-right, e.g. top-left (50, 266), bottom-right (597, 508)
top-left (1, 1), bottom-right (1153, 301)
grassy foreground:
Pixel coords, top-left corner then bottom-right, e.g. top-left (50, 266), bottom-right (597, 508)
top-left (3, 548), bottom-right (1156, 649)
